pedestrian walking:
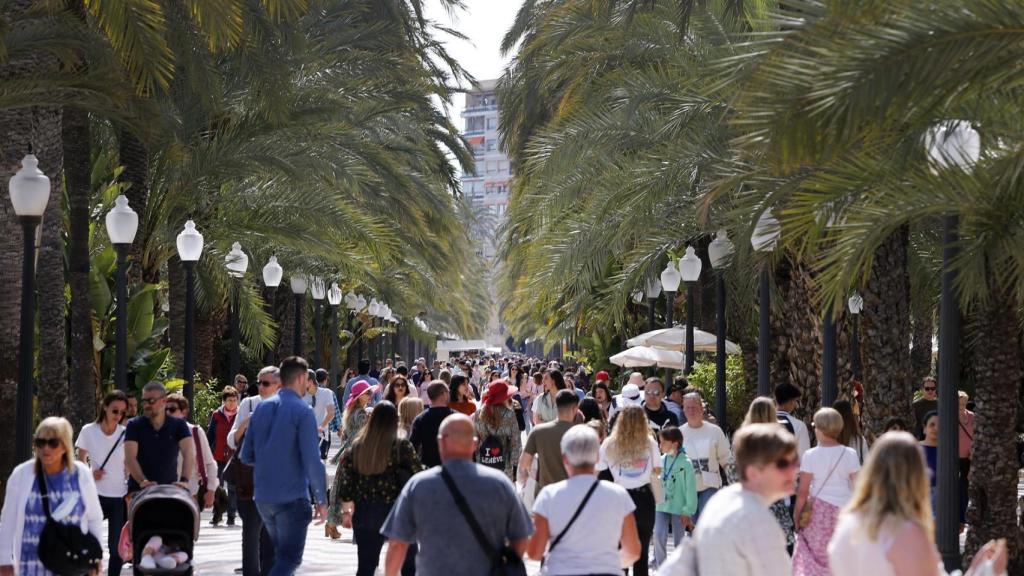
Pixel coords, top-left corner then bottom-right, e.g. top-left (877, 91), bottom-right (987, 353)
top-left (384, 375), bottom-right (414, 406)
top-left (381, 413), bottom-right (533, 576)
top-left (409, 381), bottom-right (455, 468)
top-left (331, 380), bottom-right (374, 466)
top-left (75, 390), bottom-right (129, 576)
top-left (639, 378), bottom-right (679, 432)
top-left (832, 400), bottom-right (869, 465)
top-left (589, 381), bottom-right (613, 421)
top-left (532, 370), bottom-right (567, 425)
top-left (228, 366), bottom-right (280, 576)
top-left (474, 380), bottom-right (522, 482)
top-left (526, 424), bottom-right (642, 575)
top-left (596, 405), bottom-right (661, 576)
top-left (520, 390), bottom-right (581, 495)
top-left (449, 375), bottom-right (478, 417)
top-left (828, 432), bottom-right (1008, 576)
top-left (397, 396), bottom-right (424, 439)
top-left (342, 359), bottom-right (381, 409)
top-left (912, 377), bottom-right (938, 439)
top-left (305, 369), bottom-right (337, 460)
top-left (207, 385), bottom-right (240, 526)
top-left (166, 393), bottom-right (219, 511)
top-left (662, 423), bottom-right (798, 576)
top-left (743, 396), bottom-right (797, 552)
top-left (793, 408), bottom-right (860, 576)
top-left (957, 390), bottom-right (974, 529)
top-left (239, 356), bottom-right (328, 576)
top-left (681, 392), bottom-right (733, 524)
top-left (330, 401), bottom-right (422, 576)
top-left (775, 384), bottom-right (811, 456)
top-left (920, 411), bottom-right (940, 513)
top-left (125, 381), bottom-right (196, 495)
top-left (0, 417), bottom-right (105, 576)
top-left (653, 426), bottom-right (697, 568)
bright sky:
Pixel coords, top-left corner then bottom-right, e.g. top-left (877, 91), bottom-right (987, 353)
top-left (423, 0), bottom-right (521, 118)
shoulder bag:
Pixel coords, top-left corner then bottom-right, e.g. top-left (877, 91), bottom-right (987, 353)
top-left (440, 467), bottom-right (527, 576)
top-left (36, 462), bottom-right (104, 576)
top-left (797, 450), bottom-right (844, 529)
top-left (96, 429), bottom-right (125, 471)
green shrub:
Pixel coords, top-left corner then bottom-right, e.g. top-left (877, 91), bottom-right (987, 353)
top-left (684, 356), bottom-right (752, 432)
top-left (166, 377), bottom-right (222, 427)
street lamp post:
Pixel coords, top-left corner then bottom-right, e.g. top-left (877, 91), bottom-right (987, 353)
top-left (645, 277), bottom-right (662, 332)
top-left (925, 120), bottom-right (980, 571)
top-left (290, 275), bottom-right (307, 356)
top-left (752, 209), bottom-right (781, 397)
top-left (106, 195), bottom-right (139, 392)
top-left (368, 299), bottom-right (381, 367)
top-left (310, 277), bottom-right (326, 369)
top-left (328, 283), bottom-right (342, 389)
top-left (176, 220), bottom-right (204, 416)
top-left (660, 260), bottom-right (681, 383)
top-left (10, 153), bottom-right (51, 462)
top-left (822, 303), bottom-right (838, 407)
top-left (225, 242), bottom-right (249, 380)
top-left (708, 230), bottom-right (734, 425)
top-left (847, 293), bottom-right (863, 381)
top-left (678, 246), bottom-right (702, 375)
top-left (262, 256), bottom-right (283, 366)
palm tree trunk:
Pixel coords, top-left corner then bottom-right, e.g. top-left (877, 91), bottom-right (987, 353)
top-left (963, 281), bottom-right (1023, 573)
top-left (775, 255), bottom-right (823, 423)
top-left (63, 104), bottom-right (95, 428)
top-left (0, 0), bottom-right (64, 479)
top-left (911, 305), bottom-right (934, 380)
top-left (860, 226), bottom-right (913, 438)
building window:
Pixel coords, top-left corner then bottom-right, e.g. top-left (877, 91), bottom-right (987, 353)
top-left (466, 116), bottom-right (485, 132)
top-left (487, 117), bottom-right (498, 130)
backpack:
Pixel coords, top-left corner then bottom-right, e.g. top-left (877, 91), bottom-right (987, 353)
top-left (477, 434), bottom-right (507, 471)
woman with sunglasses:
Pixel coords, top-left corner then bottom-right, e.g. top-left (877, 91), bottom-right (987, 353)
top-left (75, 391), bottom-right (130, 575)
top-left (1, 417), bottom-right (105, 576)
top-left (384, 376), bottom-right (413, 406)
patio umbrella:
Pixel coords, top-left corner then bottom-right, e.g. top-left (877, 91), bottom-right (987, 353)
top-left (609, 346), bottom-right (685, 369)
top-left (626, 326), bottom-right (741, 355)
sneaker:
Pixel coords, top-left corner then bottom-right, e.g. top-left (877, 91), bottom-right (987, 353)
top-left (227, 517), bottom-right (236, 527)
top-left (210, 518), bottom-right (221, 527)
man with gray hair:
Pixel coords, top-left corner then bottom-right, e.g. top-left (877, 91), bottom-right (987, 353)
top-left (124, 381), bottom-right (195, 495)
top-left (525, 425), bottom-right (641, 573)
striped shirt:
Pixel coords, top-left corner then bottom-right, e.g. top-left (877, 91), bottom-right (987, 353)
top-left (21, 469), bottom-right (85, 576)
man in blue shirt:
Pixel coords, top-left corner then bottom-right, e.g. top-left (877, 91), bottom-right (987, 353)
top-left (341, 358), bottom-right (381, 408)
top-left (240, 356), bottom-right (327, 576)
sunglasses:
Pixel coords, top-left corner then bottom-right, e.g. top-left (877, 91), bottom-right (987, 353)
top-left (34, 437), bottom-right (61, 449)
top-left (165, 406), bottom-right (180, 414)
top-left (142, 396), bottom-right (164, 406)
top-left (258, 380), bottom-right (274, 387)
top-left (924, 387), bottom-right (936, 392)
top-left (647, 390), bottom-right (663, 396)
top-left (774, 455), bottom-right (800, 471)
top-left (108, 408), bottom-right (124, 415)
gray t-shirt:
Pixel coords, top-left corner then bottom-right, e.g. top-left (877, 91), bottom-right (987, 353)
top-left (381, 458), bottom-right (533, 575)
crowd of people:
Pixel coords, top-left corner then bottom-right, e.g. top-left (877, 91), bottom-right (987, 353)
top-left (0, 352), bottom-right (1010, 576)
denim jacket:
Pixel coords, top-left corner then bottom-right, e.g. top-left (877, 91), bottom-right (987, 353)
top-left (656, 448), bottom-right (698, 516)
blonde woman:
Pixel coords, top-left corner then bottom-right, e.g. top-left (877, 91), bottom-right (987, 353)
top-left (597, 405), bottom-right (661, 576)
top-left (743, 396), bottom-right (796, 552)
top-left (397, 396), bottom-right (424, 439)
top-left (0, 417), bottom-right (104, 575)
top-left (828, 432), bottom-right (1008, 576)
top-left (793, 408), bottom-right (860, 576)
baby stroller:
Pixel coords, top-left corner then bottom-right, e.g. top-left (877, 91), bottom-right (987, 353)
top-left (128, 485), bottom-right (200, 576)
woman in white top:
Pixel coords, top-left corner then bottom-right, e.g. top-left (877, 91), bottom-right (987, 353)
top-left (828, 432), bottom-right (1008, 576)
top-left (793, 408), bottom-right (860, 576)
top-left (528, 425), bottom-right (641, 575)
top-left (833, 401), bottom-right (870, 465)
top-left (596, 405), bottom-right (661, 576)
top-left (75, 390), bottom-right (130, 576)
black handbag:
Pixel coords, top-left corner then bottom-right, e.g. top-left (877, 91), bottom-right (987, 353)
top-left (440, 467), bottom-right (527, 576)
top-left (36, 463), bottom-right (103, 576)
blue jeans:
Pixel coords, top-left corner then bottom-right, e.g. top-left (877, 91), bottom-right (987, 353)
top-left (653, 511), bottom-right (685, 567)
top-left (256, 499), bottom-right (312, 576)
top-left (693, 488), bottom-right (718, 525)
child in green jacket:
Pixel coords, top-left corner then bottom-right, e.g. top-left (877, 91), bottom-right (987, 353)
top-left (654, 426), bottom-right (698, 568)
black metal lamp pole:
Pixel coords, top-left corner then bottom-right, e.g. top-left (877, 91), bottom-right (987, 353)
top-left (714, 271), bottom-right (727, 425)
top-left (330, 304), bottom-right (339, 388)
top-left (851, 316), bottom-right (861, 380)
top-left (313, 300), bottom-right (324, 369)
top-left (758, 267), bottom-right (771, 397)
top-left (183, 261), bottom-right (196, 420)
top-left (230, 279), bottom-right (241, 379)
top-left (685, 282), bottom-right (696, 375)
top-left (113, 243), bottom-right (130, 392)
top-left (293, 292), bottom-right (304, 356)
top-left (647, 298), bottom-right (656, 332)
top-left (936, 214), bottom-right (961, 570)
top-left (16, 217), bottom-right (40, 463)
top-left (821, 305), bottom-right (837, 408)
top-left (263, 286), bottom-right (276, 366)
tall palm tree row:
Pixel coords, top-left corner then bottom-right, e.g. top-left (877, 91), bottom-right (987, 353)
top-left (497, 0), bottom-right (1024, 567)
top-left (0, 0), bottom-right (487, 481)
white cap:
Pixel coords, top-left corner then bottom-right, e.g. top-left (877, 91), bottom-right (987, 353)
top-left (620, 384), bottom-right (642, 405)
